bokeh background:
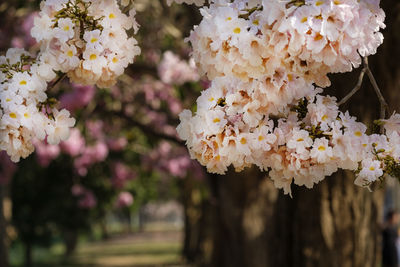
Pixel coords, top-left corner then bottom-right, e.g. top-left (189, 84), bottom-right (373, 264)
top-left (0, 1), bottom-right (400, 267)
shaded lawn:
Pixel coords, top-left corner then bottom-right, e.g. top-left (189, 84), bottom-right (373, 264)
top-left (11, 231), bottom-right (189, 267)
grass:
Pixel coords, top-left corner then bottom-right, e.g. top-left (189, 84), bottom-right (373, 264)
top-left (10, 231), bottom-right (189, 267)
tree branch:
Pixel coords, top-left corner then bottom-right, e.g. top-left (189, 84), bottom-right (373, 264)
top-left (111, 111), bottom-right (185, 146)
top-left (364, 57), bottom-right (390, 120)
top-left (338, 61), bottom-right (367, 106)
top-left (49, 73), bottom-right (67, 91)
top-left (339, 57), bottom-right (390, 130)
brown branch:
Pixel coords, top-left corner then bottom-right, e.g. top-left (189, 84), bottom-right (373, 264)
top-left (49, 73), bottom-right (67, 91)
top-left (338, 60), bottom-right (367, 106)
top-left (111, 111), bottom-right (185, 146)
top-left (364, 57), bottom-right (390, 120)
top-left (339, 57), bottom-right (390, 133)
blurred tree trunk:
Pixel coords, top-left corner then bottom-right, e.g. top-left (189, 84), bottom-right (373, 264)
top-left (0, 186), bottom-right (8, 267)
top-left (200, 1), bottom-right (400, 267)
top-left (24, 241), bottom-right (32, 267)
top-left (64, 229), bottom-right (78, 257)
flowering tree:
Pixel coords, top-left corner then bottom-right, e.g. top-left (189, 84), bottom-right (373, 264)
top-left (1, 0), bottom-right (400, 267)
top-left (168, 0), bottom-right (400, 266)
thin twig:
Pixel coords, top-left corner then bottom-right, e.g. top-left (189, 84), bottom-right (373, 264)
top-left (338, 61), bottom-right (367, 106)
top-left (339, 57), bottom-right (390, 133)
top-left (49, 73), bottom-right (67, 91)
top-left (364, 57), bottom-right (390, 121)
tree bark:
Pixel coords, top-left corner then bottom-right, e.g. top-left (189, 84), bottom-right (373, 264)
top-left (0, 186), bottom-right (8, 267)
top-left (24, 241), bottom-right (32, 267)
top-left (202, 1), bottom-right (400, 266)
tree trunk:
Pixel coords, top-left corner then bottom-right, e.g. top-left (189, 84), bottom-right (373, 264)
top-left (203, 1), bottom-right (400, 266)
top-left (24, 242), bottom-right (32, 267)
top-left (64, 229), bottom-right (78, 257)
top-left (0, 186), bottom-right (8, 267)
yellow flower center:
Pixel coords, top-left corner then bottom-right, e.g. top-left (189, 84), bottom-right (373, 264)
top-left (67, 50), bottom-right (74, 57)
top-left (369, 166), bottom-right (375, 171)
top-left (253, 19), bottom-right (259, 25)
top-left (297, 138), bottom-right (304, 142)
top-left (209, 97), bottom-right (214, 102)
top-left (90, 37), bottom-right (98, 43)
top-left (301, 17), bottom-right (308, 23)
top-left (315, 1), bottom-right (324, 6)
top-left (215, 155), bottom-right (221, 161)
top-left (213, 118), bottom-right (221, 123)
top-left (109, 13), bottom-right (116, 19)
top-left (287, 74), bottom-right (293, 81)
top-left (318, 146), bottom-right (326, 151)
top-left (362, 144), bottom-right (367, 147)
top-left (112, 57), bottom-right (118, 63)
top-left (6, 98), bottom-right (11, 102)
top-left (321, 115), bottom-right (328, 121)
top-left (314, 33), bottom-right (323, 41)
top-left (19, 80), bottom-right (27, 85)
top-left (63, 25), bottom-right (70, 31)
top-left (258, 135), bottom-right (264, 141)
top-left (90, 54), bottom-right (97, 61)
top-left (233, 27), bottom-right (241, 34)
top-left (333, 0), bottom-right (341, 5)
top-left (240, 138), bottom-right (247, 145)
top-left (315, 15), bottom-right (323, 20)
top-left (354, 131), bottom-right (362, 137)
top-left (24, 113), bottom-right (30, 118)
top-left (226, 17), bottom-right (232, 21)
top-left (9, 112), bottom-right (17, 119)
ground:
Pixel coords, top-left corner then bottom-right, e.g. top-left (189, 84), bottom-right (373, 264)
top-left (11, 230), bottom-right (189, 267)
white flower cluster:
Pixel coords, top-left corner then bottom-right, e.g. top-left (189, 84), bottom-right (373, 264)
top-left (177, 0), bottom-right (393, 195)
top-left (31, 0), bottom-right (141, 88)
top-left (179, 91), bottom-right (400, 195)
top-left (187, 0), bottom-right (385, 87)
top-left (0, 49), bottom-right (75, 162)
top-left (1, 0), bottom-right (141, 162)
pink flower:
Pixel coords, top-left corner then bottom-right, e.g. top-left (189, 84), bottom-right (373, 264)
top-left (111, 161), bottom-right (136, 189)
top-left (60, 84), bottom-right (95, 112)
top-left (60, 128), bottom-right (85, 157)
top-left (34, 139), bottom-right (61, 167)
top-left (74, 142), bottom-right (109, 176)
top-left (107, 137), bottom-right (128, 151)
top-left (158, 51), bottom-right (199, 85)
top-left (86, 120), bottom-right (105, 140)
top-left (78, 190), bottom-right (97, 209)
top-left (115, 192), bottom-right (134, 208)
top-left (71, 185), bottom-right (97, 209)
top-left (71, 184), bottom-right (85, 196)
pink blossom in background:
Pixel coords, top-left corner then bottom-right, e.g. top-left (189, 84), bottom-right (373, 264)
top-left (60, 84), bottom-right (96, 112)
top-left (71, 184), bottom-right (85, 196)
top-left (78, 191), bottom-right (97, 209)
top-left (111, 161), bottom-right (136, 189)
top-left (142, 141), bottom-right (204, 179)
top-left (144, 49), bottom-right (161, 65)
top-left (74, 142), bottom-right (109, 176)
top-left (71, 185), bottom-right (97, 209)
top-left (0, 152), bottom-right (16, 185)
top-left (107, 137), bottom-right (128, 151)
top-left (166, 156), bottom-right (191, 178)
top-left (115, 191), bottom-right (134, 208)
top-left (11, 13), bottom-right (37, 48)
top-left (60, 128), bottom-right (85, 157)
top-left (158, 51), bottom-right (199, 85)
top-left (86, 120), bottom-right (105, 140)
top-left (33, 139), bottom-right (61, 167)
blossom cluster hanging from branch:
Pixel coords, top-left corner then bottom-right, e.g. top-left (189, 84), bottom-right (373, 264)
top-left (0, 0), bottom-right (140, 162)
top-left (174, 0), bottom-right (400, 195)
